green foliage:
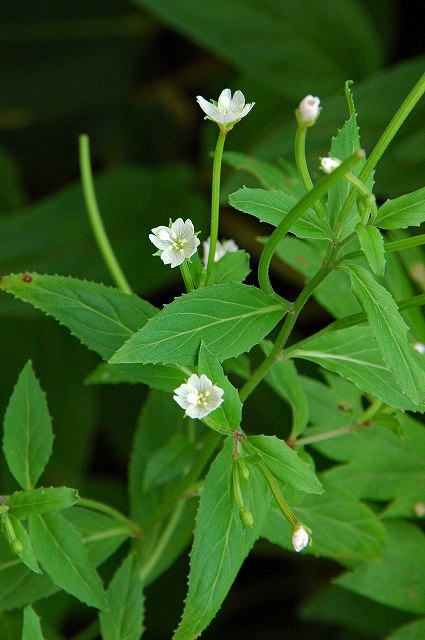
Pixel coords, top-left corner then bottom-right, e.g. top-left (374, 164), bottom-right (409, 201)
top-left (1, 4), bottom-right (425, 637)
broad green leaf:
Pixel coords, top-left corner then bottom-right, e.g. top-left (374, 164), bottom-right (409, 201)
top-left (292, 325), bottom-right (423, 412)
top-left (355, 223), bottom-right (386, 275)
top-left (343, 264), bottom-right (425, 404)
top-left (22, 606), bottom-right (45, 640)
top-left (262, 485), bottom-right (385, 561)
top-left (319, 415), bottom-right (425, 502)
top-left (198, 343), bottom-right (242, 432)
top-left (376, 186), bottom-right (425, 229)
top-left (99, 553), bottom-right (145, 640)
top-left (29, 512), bottom-right (108, 610)
top-left (134, 0), bottom-right (382, 100)
top-left (262, 341), bottom-right (309, 437)
top-left (208, 250), bottom-right (251, 285)
top-left (3, 361), bottom-right (53, 490)
top-left (246, 435), bottom-right (322, 494)
top-left (384, 251), bottom-right (425, 342)
top-left (7, 487), bottom-right (79, 519)
top-left (173, 439), bottom-right (269, 640)
top-left (336, 520), bottom-right (425, 614)
top-left (0, 274), bottom-right (156, 360)
top-left (143, 433), bottom-right (196, 492)
top-left (85, 361), bottom-right (188, 392)
top-left (223, 151), bottom-right (299, 191)
top-left (386, 619), bottom-right (425, 640)
top-left (0, 515), bottom-right (40, 574)
top-left (0, 508), bottom-right (126, 611)
top-left (229, 187), bottom-right (331, 239)
top-left (110, 283), bottom-right (286, 366)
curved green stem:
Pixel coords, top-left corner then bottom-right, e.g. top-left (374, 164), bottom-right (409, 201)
top-left (180, 260), bottom-right (195, 292)
top-left (78, 497), bottom-right (141, 538)
top-left (79, 134), bottom-right (133, 294)
top-left (140, 499), bottom-right (185, 582)
top-left (258, 151), bottom-right (363, 296)
top-left (255, 461), bottom-right (298, 527)
top-left (294, 126), bottom-right (327, 221)
top-left (206, 129), bottom-right (227, 281)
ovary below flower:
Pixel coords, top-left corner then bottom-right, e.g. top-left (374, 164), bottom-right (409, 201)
top-left (202, 237), bottom-right (239, 267)
top-left (291, 524), bottom-right (310, 552)
top-left (149, 218), bottom-right (200, 268)
top-left (196, 88), bottom-right (254, 130)
top-left (174, 374), bottom-right (224, 419)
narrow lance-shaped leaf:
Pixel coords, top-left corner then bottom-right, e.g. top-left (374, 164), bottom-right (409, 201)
top-left (355, 223), bottom-right (386, 276)
top-left (99, 553), bottom-right (145, 640)
top-left (22, 606), bottom-right (46, 640)
top-left (341, 265), bottom-right (425, 404)
top-left (0, 273), bottom-right (156, 359)
top-left (0, 514), bottom-right (41, 574)
top-left (375, 185), bottom-right (425, 229)
top-left (29, 512), bottom-right (108, 610)
top-left (7, 487), bottom-right (79, 520)
top-left (110, 283), bottom-right (287, 366)
top-left (3, 361), bottom-right (53, 490)
top-left (173, 439), bottom-right (269, 640)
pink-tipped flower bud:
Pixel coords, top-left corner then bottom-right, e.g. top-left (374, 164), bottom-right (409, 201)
top-left (292, 524), bottom-right (310, 552)
top-left (296, 95), bottom-right (321, 126)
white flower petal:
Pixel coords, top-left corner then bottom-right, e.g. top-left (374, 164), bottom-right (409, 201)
top-left (149, 218), bottom-right (200, 268)
top-left (298, 95), bottom-right (321, 125)
top-left (292, 525), bottom-right (309, 552)
top-left (173, 374), bottom-right (224, 419)
top-left (196, 89), bottom-right (254, 129)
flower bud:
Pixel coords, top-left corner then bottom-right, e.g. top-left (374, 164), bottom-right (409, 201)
top-left (413, 342), bottom-right (425, 355)
top-left (296, 95), bottom-right (321, 127)
top-left (291, 524), bottom-right (309, 552)
top-left (239, 507), bottom-right (254, 528)
top-left (320, 156), bottom-right (341, 174)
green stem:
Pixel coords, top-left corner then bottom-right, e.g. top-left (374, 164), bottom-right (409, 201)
top-left (255, 461), bottom-right (297, 527)
top-left (258, 151), bottom-right (363, 296)
top-left (140, 499), bottom-right (185, 582)
top-left (335, 72), bottom-right (425, 238)
top-left (240, 245), bottom-right (340, 402)
top-left (180, 260), bottom-right (195, 292)
top-left (344, 173), bottom-right (378, 223)
top-left (206, 129), bottom-right (227, 281)
top-left (79, 134), bottom-right (133, 294)
top-left (295, 423), bottom-right (364, 447)
top-left (78, 497), bottom-right (141, 538)
top-left (294, 126), bottom-right (327, 221)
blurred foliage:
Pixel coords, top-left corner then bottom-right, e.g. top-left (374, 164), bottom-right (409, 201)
top-left (1, 0), bottom-right (424, 638)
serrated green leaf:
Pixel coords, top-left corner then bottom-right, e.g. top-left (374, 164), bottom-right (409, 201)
top-left (85, 362), bottom-right (188, 392)
top-left (355, 223), bottom-right (386, 275)
top-left (0, 273), bottom-right (156, 360)
top-left (3, 361), bottom-right (53, 490)
top-left (229, 187), bottom-right (331, 239)
top-left (376, 186), bottom-right (425, 229)
top-left (0, 515), bottom-right (41, 574)
top-left (386, 618), bottom-right (425, 639)
top-left (262, 485), bottom-right (385, 561)
top-left (246, 435), bottom-right (322, 494)
top-left (342, 264), bottom-right (425, 404)
top-left (110, 283), bottom-right (286, 366)
top-left (262, 341), bottom-right (309, 437)
top-left (99, 553), bottom-right (145, 640)
top-left (29, 512), bottom-right (107, 610)
top-left (292, 325), bottom-right (423, 412)
top-left (198, 343), bottom-right (242, 432)
top-left (173, 439), bottom-right (269, 640)
top-left (7, 487), bottom-right (79, 519)
top-left (22, 606), bottom-right (46, 640)
top-left (336, 520), bottom-right (425, 614)
top-left (208, 250), bottom-right (251, 285)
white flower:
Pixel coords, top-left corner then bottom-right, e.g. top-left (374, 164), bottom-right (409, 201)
top-left (196, 89), bottom-right (254, 129)
top-left (149, 218), bottom-right (200, 268)
top-left (292, 524), bottom-right (310, 552)
top-left (320, 156), bottom-right (341, 174)
top-left (297, 95), bottom-right (321, 126)
top-left (173, 374), bottom-right (224, 419)
top-left (202, 237), bottom-right (239, 267)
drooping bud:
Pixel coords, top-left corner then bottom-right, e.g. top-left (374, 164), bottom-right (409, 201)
top-left (296, 95), bottom-right (321, 127)
top-left (291, 524), bottom-right (310, 552)
top-left (239, 507), bottom-right (254, 528)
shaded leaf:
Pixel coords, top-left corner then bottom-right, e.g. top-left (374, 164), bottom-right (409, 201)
top-left (355, 223), bottom-right (386, 276)
top-left (85, 361), bottom-right (188, 392)
top-left (22, 606), bottom-right (46, 640)
top-left (0, 515), bottom-right (40, 574)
